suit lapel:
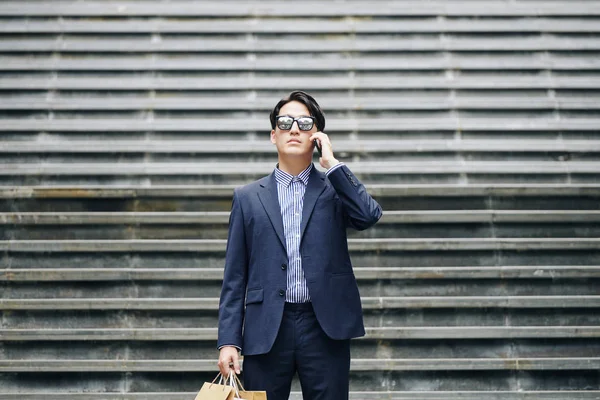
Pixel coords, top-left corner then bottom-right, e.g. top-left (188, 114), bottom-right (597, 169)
top-left (300, 166), bottom-right (327, 241)
top-left (257, 172), bottom-right (287, 251)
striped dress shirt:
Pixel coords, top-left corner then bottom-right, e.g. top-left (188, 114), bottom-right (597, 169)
top-left (274, 162), bottom-right (344, 303)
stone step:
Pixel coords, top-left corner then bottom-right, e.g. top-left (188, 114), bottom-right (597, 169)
top-left (6, 221), bottom-right (600, 240)
top-left (2, 117), bottom-right (599, 132)
top-left (2, 161), bottom-right (600, 177)
top-left (2, 17), bottom-right (600, 34)
top-left (1, 74), bottom-right (598, 90)
top-left (3, 210), bottom-right (599, 224)
top-left (2, 266), bottom-right (599, 281)
top-left (4, 211), bottom-right (599, 240)
top-left (0, 1), bottom-right (598, 17)
top-left (2, 54), bottom-right (599, 71)
top-left (2, 238), bottom-right (599, 252)
top-left (4, 36), bottom-right (600, 53)
top-left (7, 251), bottom-right (597, 269)
top-left (2, 184), bottom-right (599, 198)
top-left (4, 239), bottom-right (597, 268)
top-left (4, 337), bottom-right (598, 361)
top-left (1, 366), bottom-right (597, 392)
top-left (2, 161), bottom-right (599, 187)
top-left (5, 279), bottom-right (596, 299)
top-left (0, 357), bottom-right (598, 372)
top-left (1, 391), bottom-right (599, 400)
top-left (2, 326), bottom-right (599, 341)
top-left (2, 138), bottom-right (599, 153)
top-left (4, 308), bottom-right (597, 330)
top-left (1, 296), bottom-right (597, 310)
top-left (2, 96), bottom-right (600, 111)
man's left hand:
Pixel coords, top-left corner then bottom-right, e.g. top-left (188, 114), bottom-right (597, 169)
top-left (310, 131), bottom-right (340, 170)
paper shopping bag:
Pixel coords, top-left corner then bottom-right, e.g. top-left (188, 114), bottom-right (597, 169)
top-left (194, 373), bottom-right (235, 400)
top-left (231, 372), bottom-right (267, 400)
top-left (235, 390), bottom-right (267, 400)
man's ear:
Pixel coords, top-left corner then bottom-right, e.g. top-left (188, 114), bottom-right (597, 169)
top-left (270, 130), bottom-right (276, 144)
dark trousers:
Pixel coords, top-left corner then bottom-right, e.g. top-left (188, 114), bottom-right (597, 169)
top-left (243, 302), bottom-right (351, 400)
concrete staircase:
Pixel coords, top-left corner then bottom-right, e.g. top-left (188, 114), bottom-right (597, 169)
top-left (1, 1), bottom-right (600, 398)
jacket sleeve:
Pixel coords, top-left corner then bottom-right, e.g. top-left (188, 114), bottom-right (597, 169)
top-left (327, 164), bottom-right (383, 231)
top-left (217, 189), bottom-right (248, 349)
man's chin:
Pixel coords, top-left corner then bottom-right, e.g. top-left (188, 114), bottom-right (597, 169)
top-left (280, 148), bottom-right (311, 157)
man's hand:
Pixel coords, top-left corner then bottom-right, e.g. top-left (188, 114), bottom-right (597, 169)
top-left (310, 131), bottom-right (340, 170)
top-left (218, 346), bottom-right (241, 376)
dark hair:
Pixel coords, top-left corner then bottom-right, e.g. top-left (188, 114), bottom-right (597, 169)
top-left (269, 90), bottom-right (325, 131)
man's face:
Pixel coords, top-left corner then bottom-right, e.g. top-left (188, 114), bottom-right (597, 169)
top-left (271, 101), bottom-right (317, 157)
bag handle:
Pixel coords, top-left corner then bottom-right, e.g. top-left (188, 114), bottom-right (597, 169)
top-left (232, 372), bottom-right (247, 392)
top-left (228, 370), bottom-right (242, 398)
top-left (208, 372), bottom-right (229, 392)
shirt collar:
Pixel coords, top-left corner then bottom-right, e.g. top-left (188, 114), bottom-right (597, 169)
top-left (274, 163), bottom-right (313, 187)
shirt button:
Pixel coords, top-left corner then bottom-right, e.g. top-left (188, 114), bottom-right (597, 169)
top-left (279, 289), bottom-right (285, 296)
top-left (281, 263), bottom-right (287, 270)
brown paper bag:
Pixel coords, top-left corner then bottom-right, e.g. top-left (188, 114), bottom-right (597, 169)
top-left (235, 390), bottom-right (267, 400)
top-left (231, 372), bottom-right (267, 400)
top-left (194, 373), bottom-right (235, 400)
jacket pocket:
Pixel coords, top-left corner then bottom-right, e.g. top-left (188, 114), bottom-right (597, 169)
top-left (245, 288), bottom-right (264, 305)
top-left (331, 271), bottom-right (354, 277)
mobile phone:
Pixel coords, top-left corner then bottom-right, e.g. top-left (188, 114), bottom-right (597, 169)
top-left (313, 139), bottom-right (322, 156)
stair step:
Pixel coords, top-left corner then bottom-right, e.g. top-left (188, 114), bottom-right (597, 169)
top-left (2, 184), bottom-right (599, 198)
top-left (2, 54), bottom-right (598, 71)
top-left (3, 139), bottom-right (600, 153)
top-left (0, 357), bottom-right (597, 372)
top-left (2, 17), bottom-right (600, 34)
top-left (5, 280), bottom-right (596, 299)
top-left (4, 310), bottom-right (597, 331)
top-left (2, 326), bottom-right (599, 341)
top-left (1, 296), bottom-right (597, 310)
top-left (2, 210), bottom-right (599, 224)
top-left (0, 1), bottom-right (599, 17)
top-left (2, 266), bottom-right (598, 281)
top-left (2, 238), bottom-right (599, 252)
top-left (3, 96), bottom-right (600, 111)
top-left (4, 37), bottom-right (600, 53)
top-left (2, 75), bottom-right (598, 90)
top-left (2, 117), bottom-right (600, 132)
top-left (6, 210), bottom-right (598, 240)
top-left (2, 161), bottom-right (600, 177)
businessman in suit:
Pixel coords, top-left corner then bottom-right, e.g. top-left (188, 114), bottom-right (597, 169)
top-left (217, 90), bottom-right (382, 400)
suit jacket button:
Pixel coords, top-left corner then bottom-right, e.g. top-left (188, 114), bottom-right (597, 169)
top-left (279, 289), bottom-right (285, 297)
top-left (281, 263), bottom-right (287, 270)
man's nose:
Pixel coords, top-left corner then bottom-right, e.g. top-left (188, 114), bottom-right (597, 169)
top-left (289, 121), bottom-right (300, 134)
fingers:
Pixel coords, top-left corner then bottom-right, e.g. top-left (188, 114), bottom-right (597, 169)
top-left (232, 352), bottom-right (241, 374)
top-left (310, 132), bottom-right (338, 169)
top-left (217, 355), bottom-right (230, 376)
top-left (310, 131), bottom-right (330, 147)
top-left (310, 132), bottom-right (332, 155)
top-left (217, 346), bottom-right (240, 376)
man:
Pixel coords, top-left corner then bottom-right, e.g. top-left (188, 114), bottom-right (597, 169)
top-left (217, 90), bottom-right (382, 400)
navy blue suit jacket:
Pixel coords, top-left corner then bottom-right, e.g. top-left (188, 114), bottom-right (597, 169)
top-left (217, 164), bottom-right (382, 356)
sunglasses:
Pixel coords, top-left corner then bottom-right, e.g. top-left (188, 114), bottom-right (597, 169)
top-left (275, 115), bottom-right (316, 131)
